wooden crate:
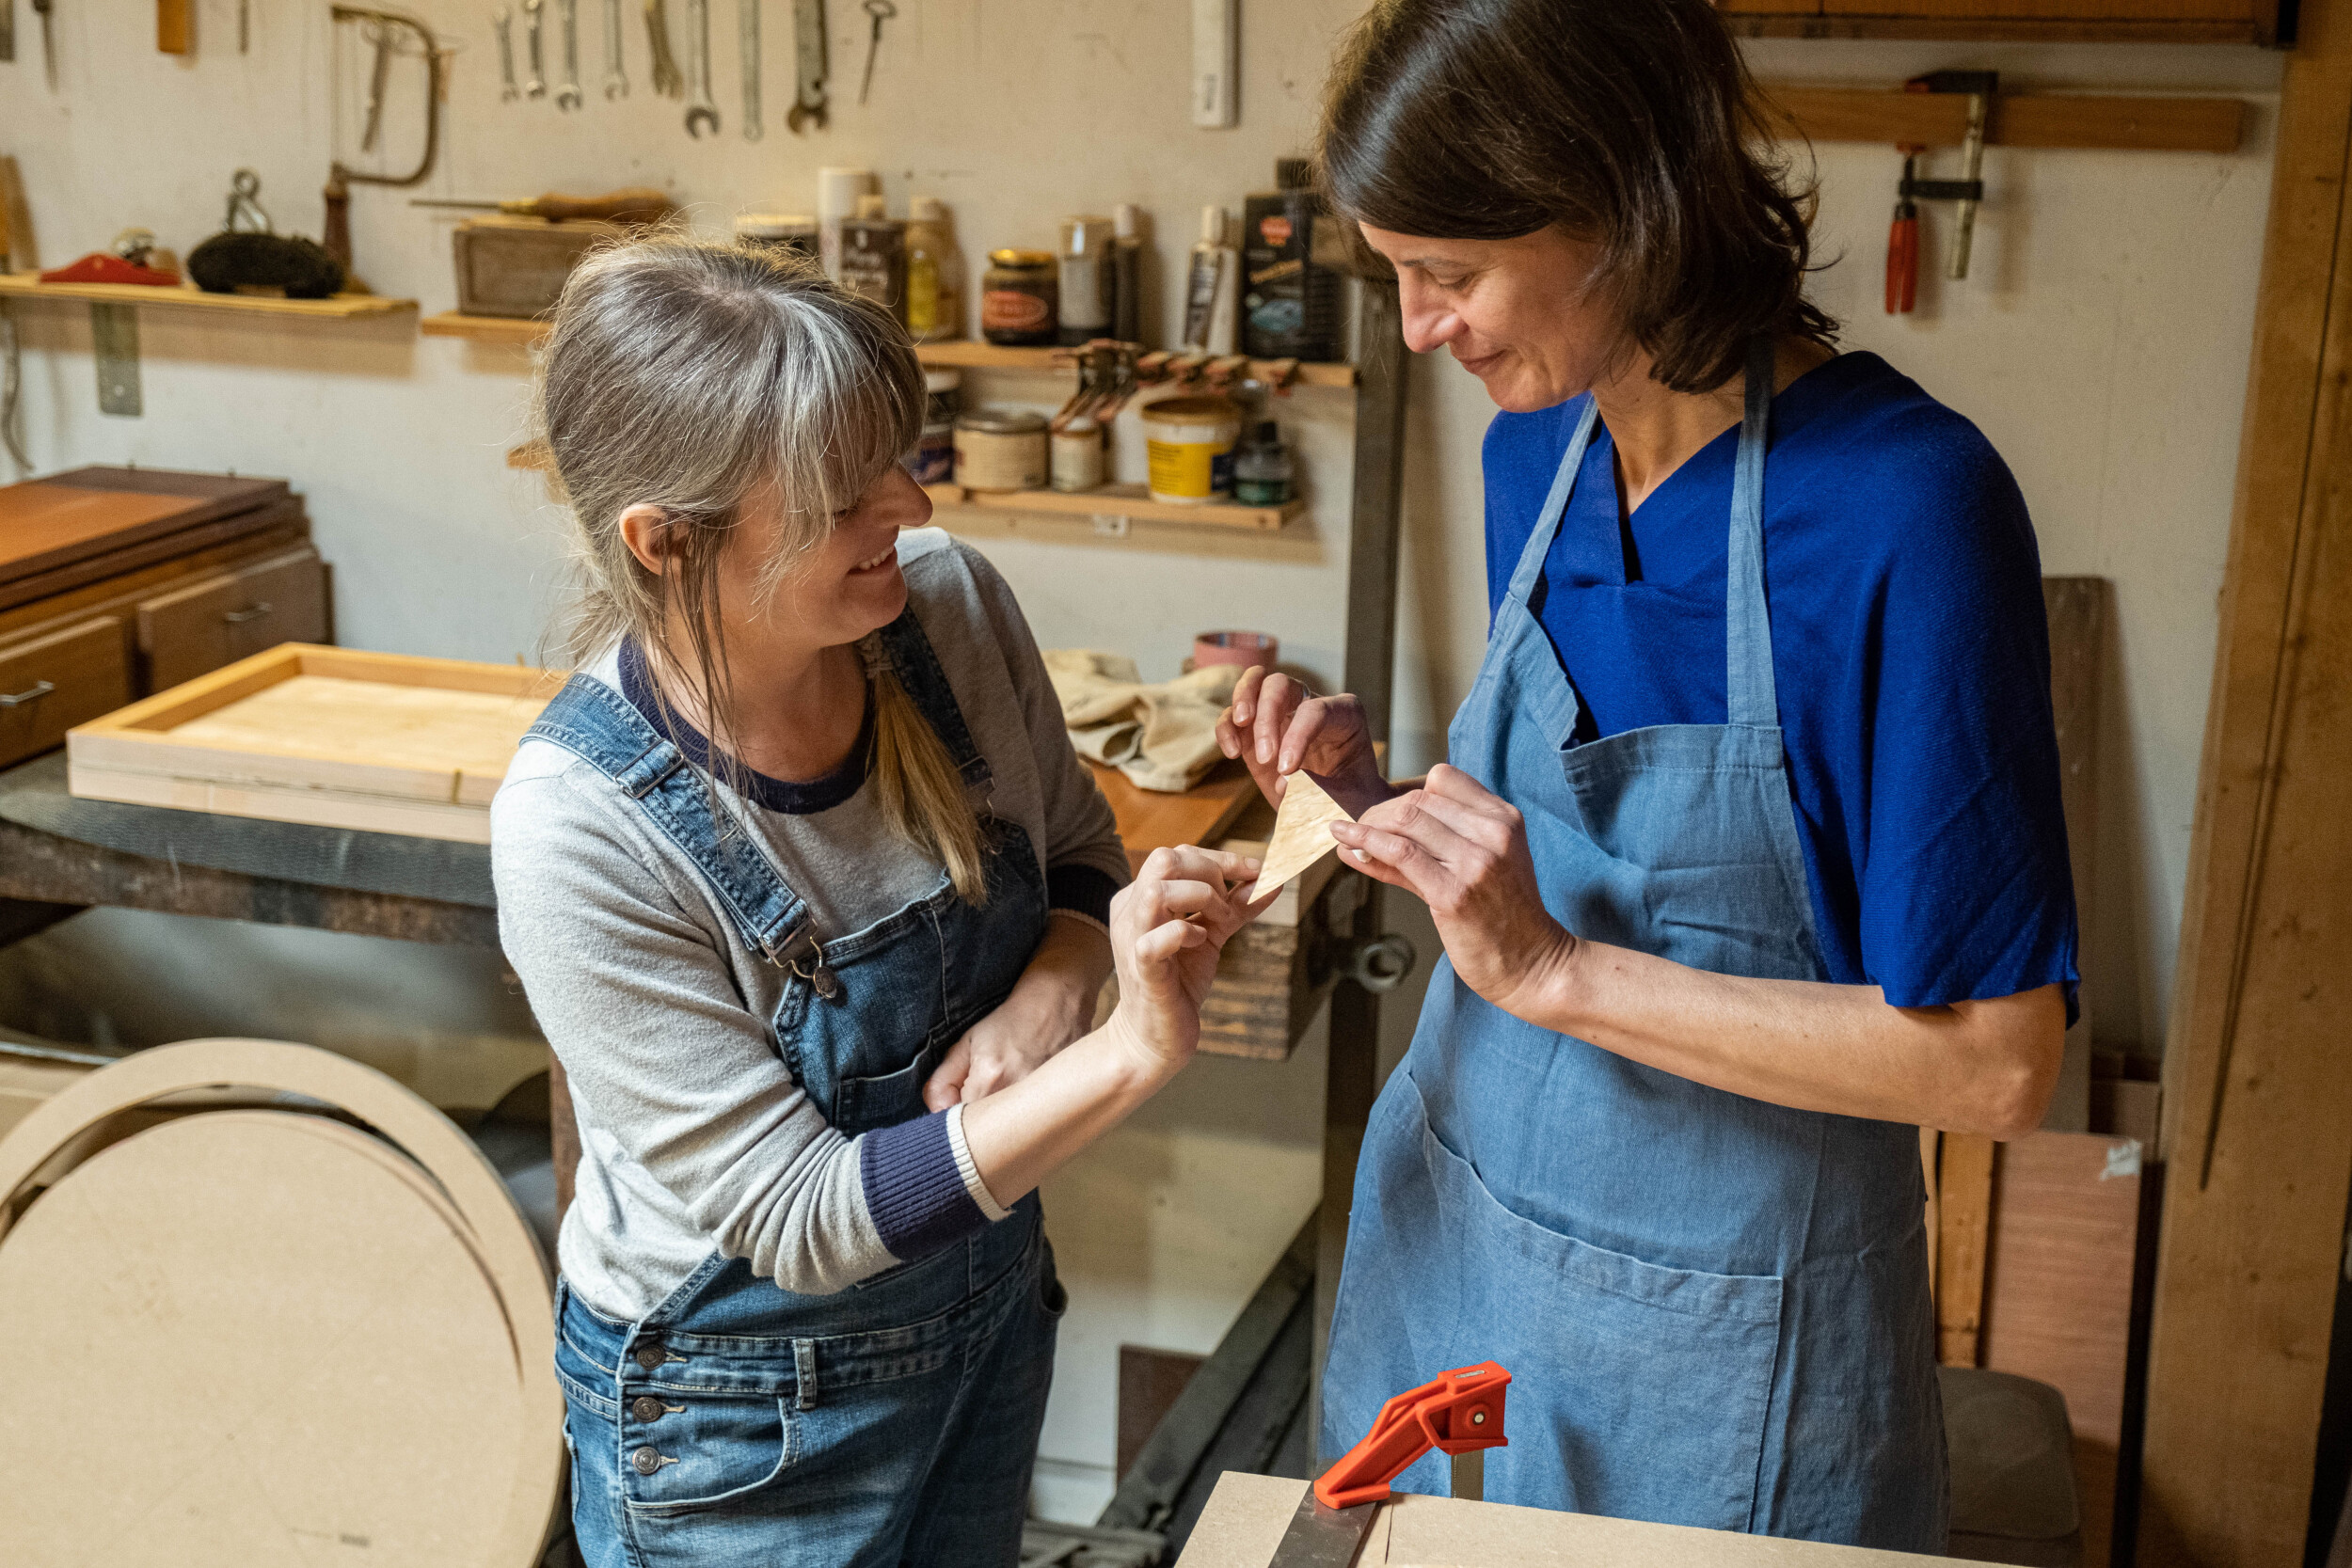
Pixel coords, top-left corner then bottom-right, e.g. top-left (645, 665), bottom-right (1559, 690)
top-left (66, 644), bottom-right (561, 844)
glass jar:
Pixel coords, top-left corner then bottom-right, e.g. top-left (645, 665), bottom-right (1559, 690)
top-left (980, 249), bottom-right (1058, 347)
top-left (955, 409), bottom-right (1049, 492)
top-left (1050, 416), bottom-right (1104, 493)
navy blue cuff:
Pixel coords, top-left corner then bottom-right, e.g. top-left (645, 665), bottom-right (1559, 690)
top-left (1047, 863), bottom-right (1120, 927)
top-left (860, 1111), bottom-right (988, 1263)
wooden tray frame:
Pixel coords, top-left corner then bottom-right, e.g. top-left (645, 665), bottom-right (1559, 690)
top-left (67, 642), bottom-right (563, 844)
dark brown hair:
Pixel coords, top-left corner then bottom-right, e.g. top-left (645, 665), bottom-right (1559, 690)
top-left (1318, 0), bottom-right (1836, 393)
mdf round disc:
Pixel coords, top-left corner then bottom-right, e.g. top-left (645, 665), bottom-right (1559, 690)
top-left (0, 1110), bottom-right (532, 1568)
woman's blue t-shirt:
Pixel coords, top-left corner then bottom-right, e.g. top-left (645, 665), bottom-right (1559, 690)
top-left (1481, 350), bottom-right (2077, 1014)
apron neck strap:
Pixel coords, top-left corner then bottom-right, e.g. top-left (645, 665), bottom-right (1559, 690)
top-left (1724, 332), bottom-right (1779, 729)
top-left (1506, 398), bottom-right (1602, 607)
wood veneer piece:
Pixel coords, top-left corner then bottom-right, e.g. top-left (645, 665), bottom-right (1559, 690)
top-left (0, 1038), bottom-right (562, 1568)
top-left (1252, 771), bottom-right (1352, 899)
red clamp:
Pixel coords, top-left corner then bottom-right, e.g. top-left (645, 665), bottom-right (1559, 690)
top-left (1311, 1360), bottom-right (1512, 1511)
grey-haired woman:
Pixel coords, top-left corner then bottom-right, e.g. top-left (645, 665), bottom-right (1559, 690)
top-left (491, 236), bottom-right (1266, 1568)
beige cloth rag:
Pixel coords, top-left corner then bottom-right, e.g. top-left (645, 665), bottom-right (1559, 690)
top-left (1043, 649), bottom-right (1242, 794)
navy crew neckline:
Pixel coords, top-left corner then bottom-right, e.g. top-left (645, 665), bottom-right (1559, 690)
top-left (617, 638), bottom-right (874, 815)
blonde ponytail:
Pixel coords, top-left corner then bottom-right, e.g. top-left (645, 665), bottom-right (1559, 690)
top-left (869, 662), bottom-right (990, 905)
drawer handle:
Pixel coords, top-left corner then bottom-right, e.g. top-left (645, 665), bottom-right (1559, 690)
top-left (0, 681), bottom-right (56, 708)
top-left (222, 603), bottom-right (276, 625)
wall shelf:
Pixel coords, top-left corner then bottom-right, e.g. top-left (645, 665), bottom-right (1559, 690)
top-left (0, 275), bottom-right (416, 321)
top-left (424, 310), bottom-right (1358, 388)
top-left (1758, 85), bottom-right (2247, 152)
top-left (926, 482), bottom-right (1302, 532)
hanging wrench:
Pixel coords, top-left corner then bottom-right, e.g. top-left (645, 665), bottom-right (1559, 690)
top-left (555, 0), bottom-right (583, 108)
top-left (786, 0), bottom-right (825, 135)
top-left (494, 8), bottom-right (520, 101)
top-left (645, 0), bottom-right (682, 96)
top-left (739, 0), bottom-right (762, 142)
top-left (523, 0), bottom-right (547, 96)
top-left (602, 0), bottom-right (628, 96)
top-left (683, 0), bottom-right (719, 136)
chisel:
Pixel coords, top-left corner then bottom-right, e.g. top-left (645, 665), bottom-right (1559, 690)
top-left (409, 188), bottom-right (676, 225)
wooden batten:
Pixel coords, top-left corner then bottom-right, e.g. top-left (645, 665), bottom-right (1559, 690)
top-left (1759, 86), bottom-right (2247, 154)
top-left (2138, 0), bottom-right (2352, 1561)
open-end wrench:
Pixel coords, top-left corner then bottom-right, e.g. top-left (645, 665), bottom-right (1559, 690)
top-left (555, 0), bottom-right (583, 108)
top-left (645, 0), bottom-right (682, 98)
top-left (494, 7), bottom-right (520, 101)
top-left (602, 0), bottom-right (628, 96)
top-left (786, 0), bottom-right (825, 134)
top-left (523, 0), bottom-right (547, 96)
top-left (739, 0), bottom-right (761, 142)
top-left (683, 0), bottom-right (719, 136)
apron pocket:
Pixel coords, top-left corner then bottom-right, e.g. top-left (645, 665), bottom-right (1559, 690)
top-left (1421, 1115), bottom-right (1784, 1532)
top-left (621, 1393), bottom-right (793, 1516)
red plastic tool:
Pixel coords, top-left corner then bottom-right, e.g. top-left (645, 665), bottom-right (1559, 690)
top-left (1312, 1360), bottom-right (1513, 1511)
top-left (38, 253), bottom-right (182, 288)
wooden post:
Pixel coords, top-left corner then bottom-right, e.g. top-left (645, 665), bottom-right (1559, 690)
top-left (1937, 1132), bottom-right (1996, 1367)
top-left (2137, 1), bottom-right (2352, 1561)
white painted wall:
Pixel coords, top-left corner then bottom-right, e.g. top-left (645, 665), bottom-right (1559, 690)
top-left (0, 2), bottom-right (2283, 1525)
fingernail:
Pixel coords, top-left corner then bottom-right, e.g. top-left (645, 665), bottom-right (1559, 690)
top-left (1353, 849), bottom-right (1371, 863)
top-left (1256, 737), bottom-right (1271, 764)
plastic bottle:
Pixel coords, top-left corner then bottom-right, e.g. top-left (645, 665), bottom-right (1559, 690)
top-left (1181, 205), bottom-right (1240, 356)
top-left (1058, 215), bottom-right (1117, 347)
top-left (1112, 203), bottom-right (1144, 345)
top-left (1232, 421), bottom-right (1294, 506)
top-left (1241, 159), bottom-right (1343, 361)
top-left (816, 166), bottom-right (874, 282)
top-left (903, 196), bottom-right (964, 342)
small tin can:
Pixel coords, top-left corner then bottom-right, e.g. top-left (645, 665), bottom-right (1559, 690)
top-left (1051, 417), bottom-right (1105, 493)
top-left (981, 249), bottom-right (1059, 347)
top-left (736, 213), bottom-right (821, 264)
top-left (955, 409), bottom-right (1048, 492)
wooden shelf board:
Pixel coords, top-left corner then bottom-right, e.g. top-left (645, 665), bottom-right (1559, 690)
top-left (1728, 16), bottom-right (2267, 44)
top-left (422, 314), bottom-right (1358, 387)
top-left (0, 274), bottom-right (416, 320)
top-left (930, 482), bottom-right (1301, 532)
top-left (421, 311), bottom-right (549, 344)
top-left (1759, 85), bottom-right (2246, 153)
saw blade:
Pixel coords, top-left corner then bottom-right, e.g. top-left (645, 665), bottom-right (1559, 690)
top-left (1267, 1487), bottom-right (1380, 1568)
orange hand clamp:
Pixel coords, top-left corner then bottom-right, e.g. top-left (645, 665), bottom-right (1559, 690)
top-left (1311, 1360), bottom-right (1513, 1511)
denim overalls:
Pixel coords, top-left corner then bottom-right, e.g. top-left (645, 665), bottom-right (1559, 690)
top-left (1321, 340), bottom-right (1947, 1548)
top-left (524, 608), bottom-right (1065, 1568)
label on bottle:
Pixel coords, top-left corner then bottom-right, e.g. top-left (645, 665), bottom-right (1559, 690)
top-left (1259, 214), bottom-right (1294, 246)
top-left (983, 289), bottom-right (1053, 333)
top-left (1234, 477), bottom-right (1290, 506)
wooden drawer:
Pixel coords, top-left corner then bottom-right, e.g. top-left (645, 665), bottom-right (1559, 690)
top-left (136, 548), bottom-right (329, 692)
top-left (0, 618), bottom-right (131, 768)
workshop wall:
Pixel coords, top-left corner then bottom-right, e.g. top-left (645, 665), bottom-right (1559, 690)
top-left (0, 2), bottom-right (2284, 1523)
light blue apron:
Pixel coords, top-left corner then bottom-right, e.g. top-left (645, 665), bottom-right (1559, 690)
top-left (1320, 338), bottom-right (1947, 1550)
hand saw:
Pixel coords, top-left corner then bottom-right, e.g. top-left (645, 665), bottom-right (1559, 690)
top-left (1268, 1360), bottom-right (1512, 1566)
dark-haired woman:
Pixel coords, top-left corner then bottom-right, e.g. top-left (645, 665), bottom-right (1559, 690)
top-left (1218, 0), bottom-right (2074, 1549)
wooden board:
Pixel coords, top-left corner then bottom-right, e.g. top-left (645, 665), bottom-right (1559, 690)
top-left (2140, 1), bottom-right (2352, 1562)
top-left (0, 1038), bottom-right (562, 1568)
top-left (2043, 578), bottom-right (2109, 1132)
top-left (0, 468), bottom-right (286, 587)
top-left (1937, 1131), bottom-right (1997, 1366)
top-left (1760, 86), bottom-right (2247, 153)
top-left (0, 272), bottom-right (416, 320)
top-left (1980, 1131), bottom-right (2146, 1568)
top-left (68, 644), bottom-right (560, 845)
top-left (933, 482), bottom-right (1305, 533)
top-left (1091, 758), bottom-right (1260, 874)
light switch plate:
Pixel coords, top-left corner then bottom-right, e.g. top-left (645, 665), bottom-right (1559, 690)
top-left (1191, 0), bottom-right (1235, 129)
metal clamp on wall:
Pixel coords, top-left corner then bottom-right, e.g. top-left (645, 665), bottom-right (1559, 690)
top-left (1339, 931), bottom-right (1416, 994)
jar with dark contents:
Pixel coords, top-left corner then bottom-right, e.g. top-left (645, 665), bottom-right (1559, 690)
top-left (980, 249), bottom-right (1058, 347)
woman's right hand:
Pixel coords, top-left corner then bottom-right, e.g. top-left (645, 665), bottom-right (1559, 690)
top-left (1104, 845), bottom-right (1271, 1082)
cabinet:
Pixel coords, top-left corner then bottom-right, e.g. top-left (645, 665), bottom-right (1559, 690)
top-left (0, 619), bottom-right (131, 764)
top-left (137, 549), bottom-right (330, 691)
top-left (1715, 0), bottom-right (2282, 42)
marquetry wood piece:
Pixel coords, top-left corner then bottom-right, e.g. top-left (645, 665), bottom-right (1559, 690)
top-left (0, 1038), bottom-right (562, 1568)
top-left (68, 644), bottom-right (562, 845)
top-left (2140, 1), bottom-right (2352, 1562)
top-left (1936, 1132), bottom-right (1997, 1367)
top-left (1759, 85), bottom-right (2247, 154)
top-left (1251, 771), bottom-right (1353, 900)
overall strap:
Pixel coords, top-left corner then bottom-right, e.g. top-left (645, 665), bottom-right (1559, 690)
top-left (1724, 332), bottom-right (1780, 730)
top-left (523, 673), bottom-right (824, 973)
top-left (1505, 398), bottom-right (1604, 608)
top-left (871, 605), bottom-right (993, 795)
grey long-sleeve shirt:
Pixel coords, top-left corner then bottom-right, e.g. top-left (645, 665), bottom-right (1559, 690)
top-left (492, 531), bottom-right (1128, 1321)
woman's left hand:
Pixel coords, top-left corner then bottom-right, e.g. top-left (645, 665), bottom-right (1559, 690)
top-left (1330, 764), bottom-right (1579, 1018)
top-left (924, 913), bottom-right (1112, 1110)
